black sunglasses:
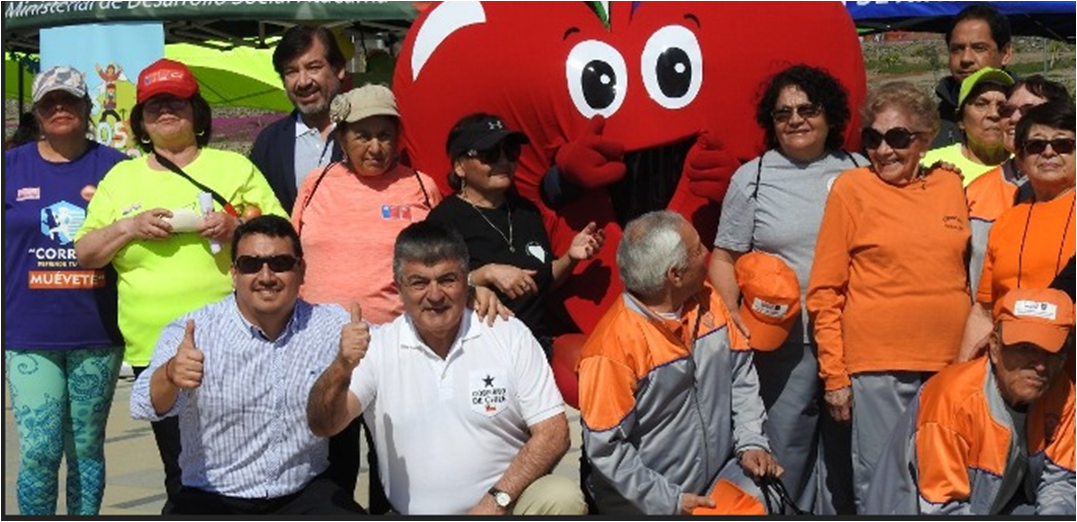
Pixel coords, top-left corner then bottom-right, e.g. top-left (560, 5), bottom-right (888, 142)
top-left (861, 127), bottom-right (922, 150)
top-left (1022, 138), bottom-right (1076, 155)
top-left (467, 142), bottom-right (522, 164)
top-left (234, 255), bottom-right (300, 275)
top-left (144, 97), bottom-right (190, 113)
top-left (771, 103), bottom-right (822, 123)
top-left (998, 103), bottom-right (1036, 119)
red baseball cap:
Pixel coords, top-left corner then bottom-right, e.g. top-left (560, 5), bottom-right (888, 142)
top-left (735, 252), bottom-right (801, 352)
top-left (137, 58), bottom-right (199, 104)
top-left (994, 288), bottom-right (1074, 353)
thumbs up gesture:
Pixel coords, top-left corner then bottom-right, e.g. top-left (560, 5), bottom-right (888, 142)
top-left (338, 303), bottom-right (370, 370)
top-left (167, 319), bottom-right (204, 389)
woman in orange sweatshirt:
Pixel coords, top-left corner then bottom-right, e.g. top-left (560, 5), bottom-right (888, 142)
top-left (960, 102), bottom-right (1076, 363)
top-left (806, 82), bottom-right (971, 512)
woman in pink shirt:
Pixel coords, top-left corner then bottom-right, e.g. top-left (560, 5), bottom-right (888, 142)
top-left (292, 84), bottom-right (441, 323)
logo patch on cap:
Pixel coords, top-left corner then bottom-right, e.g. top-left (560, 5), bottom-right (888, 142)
top-left (751, 298), bottom-right (789, 319)
top-left (1013, 300), bottom-right (1058, 321)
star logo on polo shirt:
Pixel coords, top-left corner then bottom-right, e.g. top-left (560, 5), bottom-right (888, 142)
top-left (471, 369), bottom-right (508, 417)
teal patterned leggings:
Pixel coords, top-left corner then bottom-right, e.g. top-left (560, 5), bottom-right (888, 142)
top-left (5, 347), bottom-right (122, 515)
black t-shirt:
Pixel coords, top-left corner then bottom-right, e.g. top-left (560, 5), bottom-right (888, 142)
top-left (426, 193), bottom-right (554, 338)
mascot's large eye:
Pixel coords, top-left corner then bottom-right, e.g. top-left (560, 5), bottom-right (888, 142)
top-left (566, 40), bottom-right (628, 118)
top-left (641, 25), bottom-right (703, 109)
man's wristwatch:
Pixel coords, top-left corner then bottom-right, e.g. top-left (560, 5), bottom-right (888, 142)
top-left (488, 487), bottom-right (513, 510)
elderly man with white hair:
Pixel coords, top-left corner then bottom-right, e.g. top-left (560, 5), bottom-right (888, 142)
top-left (577, 210), bottom-right (784, 515)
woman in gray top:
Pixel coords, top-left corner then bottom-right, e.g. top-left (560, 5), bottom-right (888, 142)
top-left (708, 65), bottom-right (864, 515)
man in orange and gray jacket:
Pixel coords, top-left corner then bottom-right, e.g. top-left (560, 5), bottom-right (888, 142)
top-left (578, 211), bottom-right (783, 515)
top-left (866, 287), bottom-right (1075, 515)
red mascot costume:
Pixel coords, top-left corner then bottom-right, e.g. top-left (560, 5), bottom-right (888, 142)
top-left (394, 2), bottom-right (866, 407)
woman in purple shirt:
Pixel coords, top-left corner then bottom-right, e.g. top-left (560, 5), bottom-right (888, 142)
top-left (3, 66), bottom-right (128, 515)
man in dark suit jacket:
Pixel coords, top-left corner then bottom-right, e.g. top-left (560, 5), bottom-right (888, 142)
top-left (251, 26), bottom-right (346, 213)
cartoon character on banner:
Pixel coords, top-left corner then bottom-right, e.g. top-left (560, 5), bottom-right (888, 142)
top-left (93, 62), bottom-right (139, 156)
top-left (394, 1), bottom-right (866, 405)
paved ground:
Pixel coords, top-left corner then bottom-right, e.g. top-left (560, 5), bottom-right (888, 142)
top-left (4, 375), bottom-right (584, 516)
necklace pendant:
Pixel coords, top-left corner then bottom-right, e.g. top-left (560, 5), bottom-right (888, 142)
top-left (509, 246), bottom-right (515, 253)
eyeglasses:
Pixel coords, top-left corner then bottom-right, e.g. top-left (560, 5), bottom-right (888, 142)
top-left (466, 142), bottom-right (522, 164)
top-left (1022, 138), bottom-right (1076, 155)
top-left (144, 97), bottom-right (190, 113)
top-left (234, 255), bottom-right (300, 274)
top-left (861, 127), bottom-right (922, 150)
top-left (771, 103), bottom-right (822, 123)
top-left (999, 103), bottom-right (1036, 119)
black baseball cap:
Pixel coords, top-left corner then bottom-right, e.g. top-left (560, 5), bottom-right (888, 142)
top-left (447, 115), bottom-right (530, 159)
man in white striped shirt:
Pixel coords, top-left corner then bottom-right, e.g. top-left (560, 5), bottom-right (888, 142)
top-left (130, 215), bottom-right (364, 515)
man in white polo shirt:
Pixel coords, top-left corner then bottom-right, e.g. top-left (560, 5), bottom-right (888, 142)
top-left (307, 221), bottom-right (586, 515)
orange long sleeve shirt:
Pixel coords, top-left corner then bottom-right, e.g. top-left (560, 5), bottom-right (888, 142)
top-left (976, 190), bottom-right (1076, 305)
top-left (807, 167), bottom-right (971, 391)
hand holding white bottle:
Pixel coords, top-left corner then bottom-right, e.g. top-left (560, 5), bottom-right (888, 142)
top-left (198, 192), bottom-right (221, 254)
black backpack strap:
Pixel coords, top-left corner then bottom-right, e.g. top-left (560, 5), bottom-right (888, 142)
top-left (154, 152), bottom-right (237, 216)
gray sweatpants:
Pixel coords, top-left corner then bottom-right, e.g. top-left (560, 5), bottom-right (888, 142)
top-left (850, 371), bottom-right (930, 514)
top-left (757, 341), bottom-right (855, 514)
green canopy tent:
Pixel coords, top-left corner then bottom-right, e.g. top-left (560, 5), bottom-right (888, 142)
top-left (166, 43), bottom-right (290, 112)
top-left (5, 52), bottom-right (36, 104)
top-left (3, 1), bottom-right (419, 50)
top-left (3, 1), bottom-right (420, 112)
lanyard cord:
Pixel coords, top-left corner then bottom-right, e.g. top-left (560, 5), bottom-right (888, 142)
top-left (1016, 194), bottom-right (1074, 289)
top-left (317, 136), bottom-right (334, 165)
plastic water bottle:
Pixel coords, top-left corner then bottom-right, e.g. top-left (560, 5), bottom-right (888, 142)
top-left (198, 192), bottom-right (221, 254)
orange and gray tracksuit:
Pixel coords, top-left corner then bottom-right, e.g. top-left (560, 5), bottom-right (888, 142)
top-left (578, 285), bottom-right (772, 515)
top-left (866, 358), bottom-right (1075, 515)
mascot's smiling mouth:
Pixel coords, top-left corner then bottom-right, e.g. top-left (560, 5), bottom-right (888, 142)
top-left (607, 136), bottom-right (694, 227)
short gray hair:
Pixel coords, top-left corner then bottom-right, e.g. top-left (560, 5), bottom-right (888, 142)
top-left (392, 221), bottom-right (470, 281)
top-left (617, 210), bottom-right (689, 299)
top-left (861, 81), bottom-right (941, 144)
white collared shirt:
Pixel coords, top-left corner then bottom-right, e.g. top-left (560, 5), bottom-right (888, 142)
top-left (349, 310), bottom-right (564, 514)
top-left (293, 114), bottom-right (335, 189)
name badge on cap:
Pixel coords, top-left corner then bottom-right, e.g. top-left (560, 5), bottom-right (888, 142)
top-left (1013, 300), bottom-right (1058, 320)
top-left (751, 298), bottom-right (789, 319)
